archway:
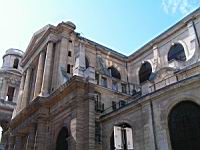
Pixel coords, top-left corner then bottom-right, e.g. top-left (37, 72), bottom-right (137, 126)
top-left (168, 101), bottom-right (200, 150)
top-left (168, 43), bottom-right (186, 62)
top-left (56, 127), bottom-right (69, 150)
top-left (139, 62), bottom-right (152, 84)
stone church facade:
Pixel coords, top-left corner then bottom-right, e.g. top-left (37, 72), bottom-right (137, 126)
top-left (4, 7), bottom-right (200, 150)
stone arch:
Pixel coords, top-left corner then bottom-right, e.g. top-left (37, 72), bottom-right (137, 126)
top-left (167, 43), bottom-right (186, 62)
top-left (55, 126), bottom-right (69, 150)
top-left (138, 61), bottom-right (152, 84)
top-left (168, 100), bottom-right (200, 150)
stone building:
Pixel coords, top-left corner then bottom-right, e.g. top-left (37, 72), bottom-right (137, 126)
top-left (0, 48), bottom-right (24, 148)
top-left (6, 7), bottom-right (200, 150)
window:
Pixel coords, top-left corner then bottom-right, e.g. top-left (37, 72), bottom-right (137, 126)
top-left (101, 77), bottom-right (107, 88)
top-left (112, 101), bottom-right (117, 110)
top-left (121, 83), bottom-right (127, 93)
top-left (112, 80), bottom-right (118, 91)
top-left (119, 100), bottom-right (126, 108)
top-left (68, 51), bottom-right (72, 57)
top-left (85, 57), bottom-right (89, 69)
top-left (7, 86), bottom-right (15, 101)
top-left (168, 43), bottom-right (186, 62)
top-left (67, 64), bottom-right (71, 73)
top-left (108, 66), bottom-right (121, 79)
top-left (95, 92), bottom-right (104, 112)
top-left (139, 62), bottom-right (152, 84)
top-left (13, 58), bottom-right (19, 69)
top-left (95, 121), bottom-right (102, 143)
top-left (95, 73), bottom-right (99, 85)
top-left (110, 123), bottom-right (133, 150)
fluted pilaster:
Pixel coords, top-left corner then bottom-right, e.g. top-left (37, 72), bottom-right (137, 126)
top-left (34, 51), bottom-right (45, 98)
top-left (21, 67), bottom-right (31, 108)
top-left (41, 42), bottom-right (53, 96)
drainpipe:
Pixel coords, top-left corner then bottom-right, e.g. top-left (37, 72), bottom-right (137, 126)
top-left (150, 99), bottom-right (158, 150)
top-left (125, 61), bottom-right (131, 94)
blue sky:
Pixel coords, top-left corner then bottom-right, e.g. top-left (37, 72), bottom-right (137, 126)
top-left (0, 0), bottom-right (199, 66)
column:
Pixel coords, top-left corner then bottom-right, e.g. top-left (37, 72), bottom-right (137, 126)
top-left (58, 37), bottom-right (68, 85)
top-left (16, 74), bottom-right (25, 112)
top-left (0, 78), bottom-right (7, 99)
top-left (8, 134), bottom-right (14, 150)
top-left (21, 67), bottom-right (32, 109)
top-left (14, 135), bottom-right (22, 150)
top-left (34, 121), bottom-right (46, 150)
top-left (41, 42), bottom-right (53, 96)
top-left (26, 127), bottom-right (36, 150)
top-left (34, 51), bottom-right (45, 98)
top-left (73, 42), bottom-right (85, 77)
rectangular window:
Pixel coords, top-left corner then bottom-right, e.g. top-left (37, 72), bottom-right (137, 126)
top-left (119, 100), bottom-right (126, 108)
top-left (101, 77), bottom-right (107, 88)
top-left (95, 121), bottom-right (101, 143)
top-left (121, 83), bottom-right (127, 93)
top-left (68, 51), bottom-right (72, 57)
top-left (95, 73), bottom-right (99, 85)
top-left (112, 101), bottom-right (117, 110)
top-left (7, 86), bottom-right (15, 102)
top-left (112, 80), bottom-right (118, 91)
top-left (67, 64), bottom-right (71, 73)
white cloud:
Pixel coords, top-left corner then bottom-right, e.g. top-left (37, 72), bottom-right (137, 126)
top-left (162, 0), bottom-right (200, 15)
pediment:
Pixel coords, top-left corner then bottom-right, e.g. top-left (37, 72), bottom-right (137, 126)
top-left (25, 24), bottom-right (55, 54)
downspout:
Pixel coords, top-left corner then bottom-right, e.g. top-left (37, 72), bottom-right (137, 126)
top-left (125, 60), bottom-right (131, 94)
top-left (150, 99), bottom-right (158, 150)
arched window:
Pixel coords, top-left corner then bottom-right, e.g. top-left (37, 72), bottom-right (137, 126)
top-left (110, 123), bottom-right (133, 150)
top-left (56, 127), bottom-right (69, 150)
top-left (168, 101), bottom-right (200, 150)
top-left (139, 62), bottom-right (152, 84)
top-left (13, 58), bottom-right (19, 69)
top-left (85, 57), bottom-right (89, 69)
top-left (108, 66), bottom-right (121, 80)
top-left (168, 43), bottom-right (186, 62)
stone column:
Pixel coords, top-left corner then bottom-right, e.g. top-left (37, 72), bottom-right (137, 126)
top-left (21, 67), bottom-right (32, 108)
top-left (8, 134), bottom-right (14, 150)
top-left (0, 78), bottom-right (7, 100)
top-left (58, 37), bottom-right (69, 85)
top-left (73, 42), bottom-right (85, 77)
top-left (14, 135), bottom-right (22, 150)
top-left (26, 127), bottom-right (36, 150)
top-left (34, 121), bottom-right (46, 150)
top-left (15, 74), bottom-right (25, 112)
top-left (34, 51), bottom-right (45, 98)
top-left (41, 42), bottom-right (53, 96)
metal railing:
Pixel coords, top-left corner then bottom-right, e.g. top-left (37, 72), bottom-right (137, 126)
top-left (102, 64), bottom-right (200, 116)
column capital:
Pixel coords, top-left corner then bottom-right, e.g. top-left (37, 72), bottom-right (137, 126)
top-left (46, 33), bottom-right (58, 43)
